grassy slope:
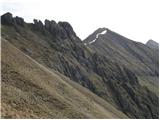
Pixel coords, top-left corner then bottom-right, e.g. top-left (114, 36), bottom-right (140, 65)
top-left (1, 39), bottom-right (128, 119)
top-left (138, 76), bottom-right (159, 96)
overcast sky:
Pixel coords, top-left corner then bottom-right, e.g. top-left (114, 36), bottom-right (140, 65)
top-left (1, 0), bottom-right (160, 43)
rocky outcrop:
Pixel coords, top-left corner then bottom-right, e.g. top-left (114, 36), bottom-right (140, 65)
top-left (84, 28), bottom-right (159, 78)
top-left (58, 22), bottom-right (77, 40)
top-left (108, 80), bottom-right (159, 118)
top-left (14, 16), bottom-right (24, 26)
top-left (146, 39), bottom-right (159, 50)
top-left (1, 13), bottom-right (159, 119)
top-left (33, 19), bottom-right (44, 30)
top-left (57, 54), bottom-right (96, 92)
top-left (1, 12), bottom-right (14, 25)
top-left (44, 20), bottom-right (67, 39)
top-left (1, 12), bottom-right (24, 26)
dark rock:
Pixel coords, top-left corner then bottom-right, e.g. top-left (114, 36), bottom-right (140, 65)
top-left (44, 19), bottom-right (67, 39)
top-left (84, 28), bottom-right (159, 77)
top-left (57, 54), bottom-right (96, 92)
top-left (1, 13), bottom-right (24, 27)
top-left (44, 19), bottom-right (50, 30)
top-left (14, 16), bottom-right (24, 26)
top-left (1, 12), bottom-right (14, 25)
top-left (58, 22), bottom-right (77, 39)
top-left (1, 12), bottom-right (158, 119)
top-left (146, 39), bottom-right (159, 50)
top-left (107, 79), bottom-right (159, 119)
top-left (33, 19), bottom-right (44, 30)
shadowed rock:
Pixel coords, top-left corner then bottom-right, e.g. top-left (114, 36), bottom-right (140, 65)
top-left (33, 19), bottom-right (44, 30)
top-left (58, 22), bottom-right (77, 39)
top-left (1, 13), bottom-right (24, 26)
top-left (1, 12), bottom-right (159, 119)
top-left (44, 19), bottom-right (67, 39)
top-left (146, 39), bottom-right (159, 50)
top-left (14, 16), bottom-right (24, 26)
top-left (1, 12), bottom-right (14, 25)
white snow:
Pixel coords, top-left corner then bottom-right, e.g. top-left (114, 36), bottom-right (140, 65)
top-left (87, 29), bottom-right (107, 45)
top-left (88, 39), bottom-right (96, 44)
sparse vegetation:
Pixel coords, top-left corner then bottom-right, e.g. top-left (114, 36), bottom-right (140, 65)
top-left (1, 12), bottom-right (159, 118)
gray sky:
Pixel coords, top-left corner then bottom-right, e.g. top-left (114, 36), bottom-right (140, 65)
top-left (1, 0), bottom-right (160, 43)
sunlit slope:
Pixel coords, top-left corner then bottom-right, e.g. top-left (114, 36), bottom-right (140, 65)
top-left (1, 39), bottom-right (128, 119)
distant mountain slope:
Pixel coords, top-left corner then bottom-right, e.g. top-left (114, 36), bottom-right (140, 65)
top-left (1, 12), bottom-right (159, 118)
top-left (84, 28), bottom-right (159, 83)
top-left (146, 39), bottom-right (159, 50)
top-left (2, 39), bottom-right (128, 118)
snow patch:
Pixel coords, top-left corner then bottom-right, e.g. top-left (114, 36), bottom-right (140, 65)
top-left (86, 29), bottom-right (107, 45)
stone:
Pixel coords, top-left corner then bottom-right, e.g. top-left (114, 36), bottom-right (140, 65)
top-left (14, 16), bottom-right (24, 26)
top-left (44, 19), bottom-right (67, 39)
top-left (33, 19), bottom-right (44, 30)
top-left (1, 12), bottom-right (14, 25)
top-left (58, 22), bottom-right (76, 38)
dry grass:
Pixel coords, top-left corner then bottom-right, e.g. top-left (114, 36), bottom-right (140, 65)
top-left (1, 39), bottom-right (128, 119)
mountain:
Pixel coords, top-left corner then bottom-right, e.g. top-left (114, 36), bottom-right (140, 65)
top-left (1, 12), bottom-right (159, 118)
top-left (84, 28), bottom-right (158, 77)
top-left (84, 28), bottom-right (159, 89)
top-left (2, 38), bottom-right (128, 118)
top-left (146, 39), bottom-right (159, 50)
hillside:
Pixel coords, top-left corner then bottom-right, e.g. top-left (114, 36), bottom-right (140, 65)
top-left (1, 39), bottom-right (128, 118)
top-left (84, 28), bottom-right (159, 94)
top-left (1, 12), bottom-right (159, 118)
top-left (84, 28), bottom-right (158, 78)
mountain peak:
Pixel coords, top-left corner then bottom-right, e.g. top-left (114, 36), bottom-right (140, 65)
top-left (146, 39), bottom-right (159, 50)
top-left (84, 27), bottom-right (108, 45)
top-left (1, 12), bottom-right (159, 119)
top-left (1, 12), bottom-right (24, 26)
top-left (58, 21), bottom-right (77, 39)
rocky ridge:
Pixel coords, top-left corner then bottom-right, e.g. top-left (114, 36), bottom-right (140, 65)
top-left (1, 12), bottom-right (159, 118)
